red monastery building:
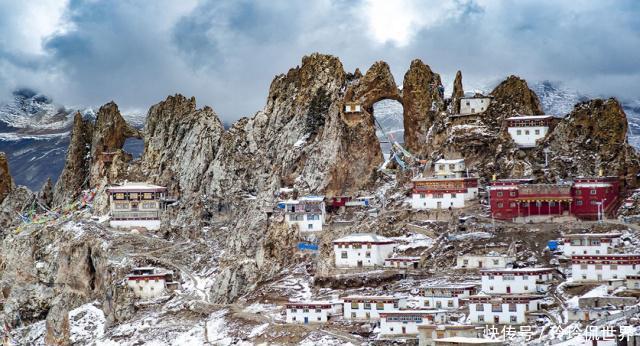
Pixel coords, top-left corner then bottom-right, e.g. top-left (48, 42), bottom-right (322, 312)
top-left (489, 176), bottom-right (620, 221)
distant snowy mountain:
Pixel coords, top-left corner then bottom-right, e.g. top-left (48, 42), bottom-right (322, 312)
top-left (0, 89), bottom-right (143, 191)
top-left (531, 81), bottom-right (640, 148)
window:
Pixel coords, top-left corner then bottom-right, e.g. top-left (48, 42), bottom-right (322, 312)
top-left (503, 275), bottom-right (515, 281)
top-left (497, 203), bottom-right (504, 208)
top-left (590, 200), bottom-right (598, 205)
top-left (509, 304), bottom-right (517, 312)
top-left (576, 189), bottom-right (582, 195)
top-left (341, 252), bottom-right (347, 259)
top-left (524, 286), bottom-right (529, 291)
top-left (510, 316), bottom-right (517, 323)
top-left (595, 264), bottom-right (603, 270)
top-left (130, 192), bottom-right (139, 200)
top-left (525, 130), bottom-right (530, 135)
top-left (590, 189), bottom-right (597, 195)
top-left (315, 309), bottom-right (321, 313)
top-left (376, 302), bottom-right (384, 309)
top-left (463, 259), bottom-right (469, 265)
top-left (367, 244), bottom-right (372, 249)
top-left (351, 302), bottom-right (358, 309)
top-left (497, 191), bottom-right (503, 197)
top-left (434, 193), bottom-right (444, 198)
top-left (509, 191), bottom-right (516, 197)
top-left (611, 264), bottom-right (618, 270)
top-left (523, 275), bottom-right (529, 280)
top-left (364, 303), bottom-right (371, 310)
top-left (424, 300), bottom-right (430, 307)
top-left (582, 274), bottom-right (587, 280)
top-left (493, 260), bottom-right (499, 265)
top-left (303, 308), bottom-right (309, 313)
top-left (317, 316), bottom-right (321, 321)
top-left (549, 202), bottom-right (556, 207)
top-left (292, 316), bottom-right (296, 321)
top-left (365, 252), bottom-right (371, 258)
top-left (510, 202), bottom-right (516, 208)
top-left (420, 193), bottom-right (425, 199)
top-left (490, 286), bottom-right (494, 291)
top-left (308, 224), bottom-right (313, 229)
top-left (477, 304), bottom-right (484, 311)
top-left (448, 300), bottom-right (454, 307)
top-left (351, 312), bottom-right (356, 318)
top-left (451, 193), bottom-right (457, 198)
top-left (516, 130), bottom-right (522, 135)
top-left (535, 129), bottom-right (540, 135)
top-left (478, 315), bottom-right (485, 322)
top-left (577, 200), bottom-right (583, 206)
top-left (449, 164), bottom-right (455, 170)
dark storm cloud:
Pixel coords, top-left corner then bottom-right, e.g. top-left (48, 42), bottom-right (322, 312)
top-left (0, 0), bottom-right (638, 121)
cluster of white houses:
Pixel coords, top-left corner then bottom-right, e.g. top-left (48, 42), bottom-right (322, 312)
top-left (126, 267), bottom-right (179, 299)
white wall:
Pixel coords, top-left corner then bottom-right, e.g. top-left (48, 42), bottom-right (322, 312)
top-left (572, 263), bottom-right (639, 281)
top-left (481, 273), bottom-right (551, 294)
top-left (285, 307), bottom-right (330, 324)
top-left (334, 243), bottom-right (396, 268)
top-left (286, 213), bottom-right (324, 232)
top-left (457, 255), bottom-right (513, 269)
top-left (411, 192), bottom-right (465, 210)
top-left (127, 278), bottom-right (167, 299)
top-left (343, 300), bottom-right (404, 320)
top-left (380, 313), bottom-right (447, 336)
top-left (468, 302), bottom-right (537, 325)
top-left (110, 219), bottom-right (161, 230)
top-left (460, 98), bottom-right (491, 115)
top-left (507, 126), bottom-right (548, 147)
top-left (562, 238), bottom-right (619, 256)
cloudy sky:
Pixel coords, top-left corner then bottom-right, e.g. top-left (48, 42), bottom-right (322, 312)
top-left (0, 0), bottom-right (638, 121)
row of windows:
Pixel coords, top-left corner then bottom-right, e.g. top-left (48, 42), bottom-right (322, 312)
top-left (495, 189), bottom-right (599, 198)
top-left (350, 302), bottom-right (398, 309)
top-left (463, 259), bottom-right (501, 265)
top-left (579, 264), bottom-right (619, 270)
top-left (336, 244), bottom-right (372, 249)
top-left (515, 129), bottom-right (542, 136)
top-left (495, 200), bottom-right (597, 208)
top-left (289, 308), bottom-right (323, 313)
top-left (419, 193), bottom-right (458, 199)
top-left (477, 315), bottom-right (518, 323)
top-left (424, 300), bottom-right (454, 308)
top-left (475, 303), bottom-right (519, 312)
top-left (113, 192), bottom-right (159, 200)
top-left (340, 251), bottom-right (371, 258)
top-left (291, 316), bottom-right (323, 321)
top-left (288, 214), bottom-right (321, 221)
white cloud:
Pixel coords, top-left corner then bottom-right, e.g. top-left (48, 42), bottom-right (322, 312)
top-left (360, 0), bottom-right (470, 47)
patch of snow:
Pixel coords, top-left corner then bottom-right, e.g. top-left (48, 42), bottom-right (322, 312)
top-left (69, 302), bottom-right (106, 344)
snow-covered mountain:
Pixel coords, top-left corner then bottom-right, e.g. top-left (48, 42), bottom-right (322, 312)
top-left (0, 89), bottom-right (143, 191)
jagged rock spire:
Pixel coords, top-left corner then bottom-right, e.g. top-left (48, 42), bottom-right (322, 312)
top-left (451, 70), bottom-right (464, 114)
top-left (402, 59), bottom-right (445, 156)
top-left (0, 152), bottom-right (13, 203)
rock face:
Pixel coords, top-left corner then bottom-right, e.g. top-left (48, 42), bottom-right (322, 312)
top-left (451, 70), bottom-right (464, 114)
top-left (541, 98), bottom-right (639, 184)
top-left (142, 95), bottom-right (224, 198)
top-left (0, 152), bottom-right (13, 203)
top-left (484, 75), bottom-right (543, 126)
top-left (52, 113), bottom-right (94, 206)
top-left (402, 59), bottom-right (445, 156)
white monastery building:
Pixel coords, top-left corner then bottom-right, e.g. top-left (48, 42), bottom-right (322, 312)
top-left (480, 268), bottom-right (554, 294)
top-left (285, 301), bottom-right (338, 324)
top-left (281, 195), bottom-right (326, 232)
top-left (108, 183), bottom-right (168, 230)
top-left (344, 101), bottom-right (362, 113)
top-left (343, 296), bottom-right (406, 320)
top-left (505, 115), bottom-right (553, 148)
top-left (571, 254), bottom-right (640, 281)
top-left (418, 284), bottom-right (478, 310)
top-left (456, 254), bottom-right (515, 269)
top-left (467, 295), bottom-right (543, 325)
top-left (411, 159), bottom-right (479, 210)
top-left (126, 267), bottom-right (178, 299)
top-left (333, 233), bottom-right (397, 268)
top-left (562, 233), bottom-right (622, 256)
top-left (379, 310), bottom-right (448, 336)
top-left (460, 96), bottom-right (492, 115)
top-left (384, 256), bottom-right (421, 269)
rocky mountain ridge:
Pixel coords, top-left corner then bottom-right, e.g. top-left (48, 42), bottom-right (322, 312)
top-left (0, 53), bottom-right (639, 344)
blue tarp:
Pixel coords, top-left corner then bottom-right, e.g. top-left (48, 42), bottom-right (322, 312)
top-left (548, 240), bottom-right (558, 251)
top-left (297, 242), bottom-right (319, 251)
